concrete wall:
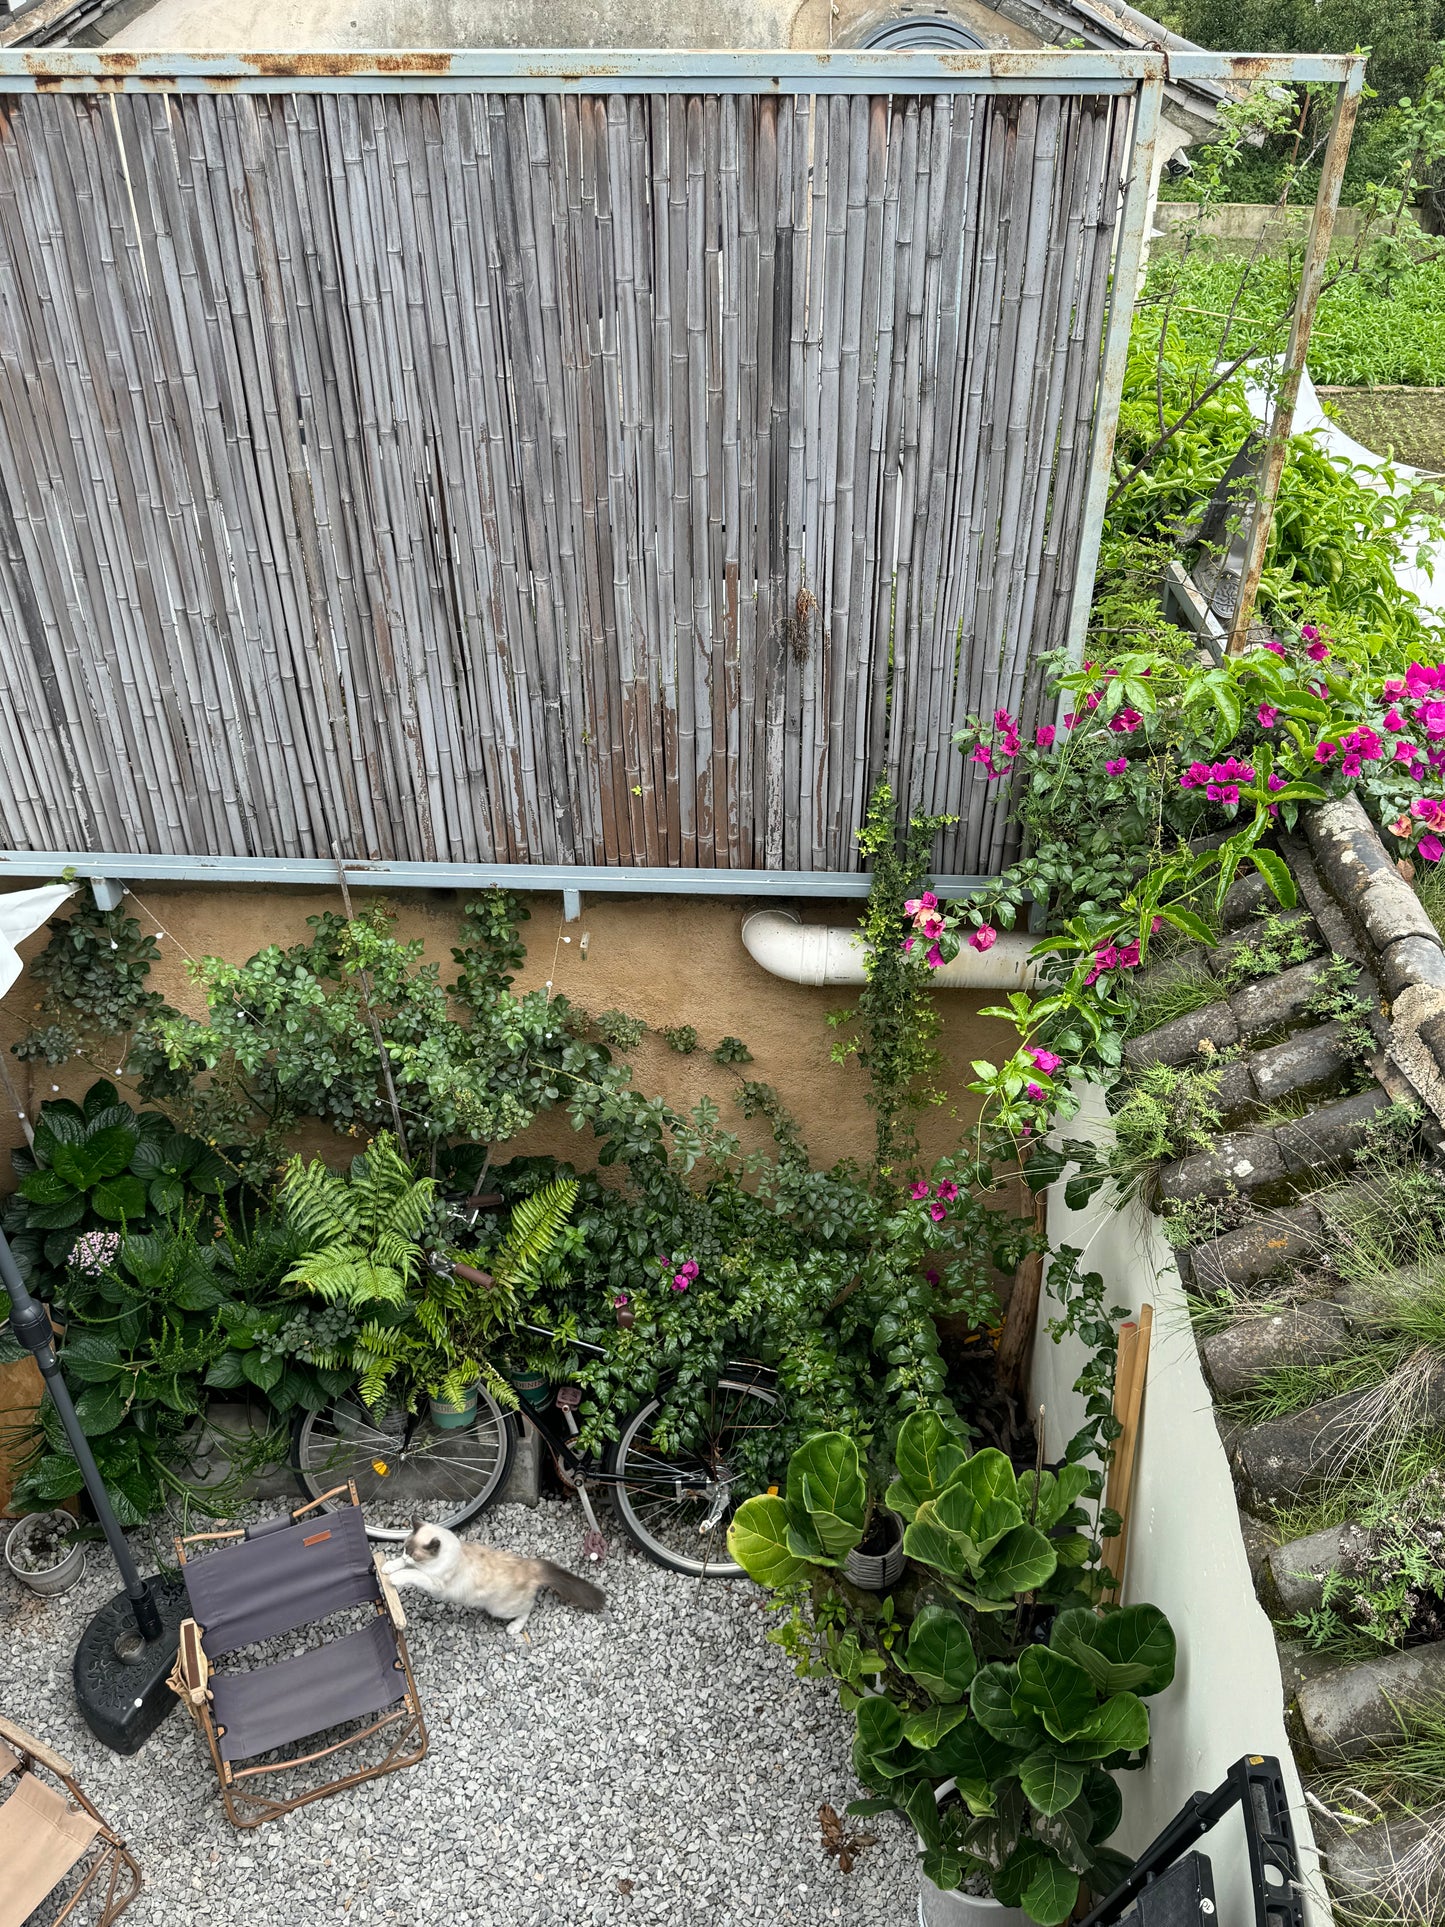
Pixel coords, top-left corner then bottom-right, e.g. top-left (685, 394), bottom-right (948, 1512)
top-left (1154, 201), bottom-right (1364, 244)
top-left (0, 881), bottom-right (1017, 1180)
top-left (1032, 1086), bottom-right (1328, 1927)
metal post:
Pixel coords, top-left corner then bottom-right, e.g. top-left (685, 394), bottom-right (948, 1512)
top-left (0, 1228), bottom-right (162, 1640)
top-left (1226, 63), bottom-right (1365, 653)
top-left (1058, 68), bottom-right (1166, 712)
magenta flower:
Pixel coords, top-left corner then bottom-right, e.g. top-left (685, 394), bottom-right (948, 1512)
top-left (904, 891), bottom-right (938, 916)
top-left (1036, 724), bottom-right (1056, 748)
top-left (1264, 641), bottom-right (1287, 658)
top-left (928, 1201), bottom-right (947, 1223)
top-left (935, 1179), bottom-right (959, 1202)
top-left (1395, 740), bottom-right (1420, 764)
top-left (1108, 708), bottom-right (1142, 734)
top-left (1306, 640), bottom-right (1330, 663)
top-left (1385, 707), bottom-right (1406, 733)
top-left (925, 1268), bottom-right (941, 1287)
top-left (1257, 705), bottom-right (1279, 727)
top-left (1341, 753), bottom-right (1363, 778)
top-left (1385, 677), bottom-right (1407, 699)
top-left (1315, 742), bottom-right (1337, 764)
top-left (901, 936), bottom-right (914, 954)
top-left (1105, 757), bottom-right (1128, 775)
top-left (1026, 1081), bottom-right (1045, 1101)
top-left (1267, 773), bottom-right (1284, 792)
top-left (1118, 941), bottom-right (1141, 969)
top-left (970, 925), bottom-right (998, 953)
top-left (1084, 692), bottom-right (1100, 711)
top-left (1063, 712), bottom-right (1076, 729)
top-left (1028, 1047), bottom-right (1062, 1074)
top-left (614, 1294), bottom-right (630, 1308)
top-left (1421, 834), bottom-right (1444, 863)
top-left (911, 1180), bottom-right (932, 1200)
top-left (926, 942), bottom-right (944, 969)
top-left (672, 1274), bottom-right (690, 1292)
top-left (1301, 624), bottom-right (1320, 642)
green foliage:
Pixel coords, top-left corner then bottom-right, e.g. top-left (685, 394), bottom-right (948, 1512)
top-left (829, 783), bottom-right (956, 1179)
top-left (11, 900), bottom-right (172, 1073)
top-left (730, 1416), bottom-right (1176, 1925)
top-left (661, 1025), bottom-right (699, 1054)
top-left (593, 1009), bottom-right (647, 1051)
top-left (710, 1035), bottom-right (753, 1066)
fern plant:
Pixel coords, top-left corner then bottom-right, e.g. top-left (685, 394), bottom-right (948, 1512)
top-left (281, 1134), bottom-right (436, 1311)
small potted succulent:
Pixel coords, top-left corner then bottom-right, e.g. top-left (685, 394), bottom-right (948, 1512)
top-left (5, 1509), bottom-right (89, 1597)
top-left (729, 1416), bottom-right (1177, 1926)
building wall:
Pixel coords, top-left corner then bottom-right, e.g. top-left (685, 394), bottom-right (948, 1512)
top-left (0, 883), bottom-right (1018, 1180)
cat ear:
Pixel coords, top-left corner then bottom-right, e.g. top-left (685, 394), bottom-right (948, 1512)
top-left (410, 1514), bottom-right (425, 1532)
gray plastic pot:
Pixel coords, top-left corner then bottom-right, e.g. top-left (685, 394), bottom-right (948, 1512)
top-left (845, 1508), bottom-right (906, 1590)
top-left (5, 1512), bottom-right (87, 1597)
top-left (917, 1780), bottom-right (1030, 1927)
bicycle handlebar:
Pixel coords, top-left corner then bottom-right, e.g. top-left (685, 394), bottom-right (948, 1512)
top-left (451, 1260), bottom-right (495, 1290)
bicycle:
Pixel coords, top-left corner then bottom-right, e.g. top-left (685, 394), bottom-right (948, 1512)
top-left (288, 1190), bottom-right (783, 1578)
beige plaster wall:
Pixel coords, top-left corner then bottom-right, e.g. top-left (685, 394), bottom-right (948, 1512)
top-left (0, 883), bottom-right (1017, 1180)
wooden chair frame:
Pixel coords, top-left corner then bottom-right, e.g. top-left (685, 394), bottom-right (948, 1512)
top-left (0, 1713), bottom-right (141, 1927)
top-left (168, 1483), bottom-right (428, 1829)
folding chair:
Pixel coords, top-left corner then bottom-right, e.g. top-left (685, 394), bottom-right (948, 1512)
top-left (0, 1712), bottom-right (141, 1927)
top-left (168, 1482), bottom-right (426, 1829)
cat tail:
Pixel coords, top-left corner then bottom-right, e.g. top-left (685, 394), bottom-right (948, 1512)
top-left (538, 1559), bottom-right (605, 1612)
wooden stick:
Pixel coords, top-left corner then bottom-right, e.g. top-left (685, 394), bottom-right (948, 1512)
top-left (1101, 1304), bottom-right (1152, 1603)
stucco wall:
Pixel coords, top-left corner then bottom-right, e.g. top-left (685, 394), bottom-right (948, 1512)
top-left (1033, 1086), bottom-right (1328, 1926)
top-left (0, 882), bottom-right (1016, 1180)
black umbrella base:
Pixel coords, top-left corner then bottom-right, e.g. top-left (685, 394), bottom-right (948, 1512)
top-left (73, 1574), bottom-right (190, 1754)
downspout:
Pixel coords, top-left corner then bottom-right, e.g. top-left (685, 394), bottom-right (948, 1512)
top-left (740, 908), bottom-right (1040, 990)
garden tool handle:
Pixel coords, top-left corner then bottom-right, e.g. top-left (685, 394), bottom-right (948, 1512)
top-left (451, 1260), bottom-right (496, 1290)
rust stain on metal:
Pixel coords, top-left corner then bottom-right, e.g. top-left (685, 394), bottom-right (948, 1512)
top-left (238, 51), bottom-right (456, 77)
top-left (95, 52), bottom-right (139, 73)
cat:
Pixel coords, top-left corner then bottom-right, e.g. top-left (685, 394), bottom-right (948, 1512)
top-left (383, 1518), bottom-right (606, 1638)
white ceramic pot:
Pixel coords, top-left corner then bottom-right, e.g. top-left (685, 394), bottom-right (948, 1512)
top-left (916, 1779), bottom-right (1030, 1927)
top-left (5, 1512), bottom-right (87, 1597)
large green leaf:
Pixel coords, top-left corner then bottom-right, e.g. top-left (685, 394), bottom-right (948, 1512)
top-left (982, 1523), bottom-right (1058, 1598)
top-left (51, 1125), bottom-right (137, 1189)
top-left (60, 1331), bottom-right (123, 1383)
top-left (726, 1494), bottom-right (807, 1588)
top-left (17, 1168), bottom-right (76, 1207)
top-left (1018, 1750), bottom-right (1086, 1817)
top-left (888, 1408), bottom-right (967, 1516)
top-left (902, 1702), bottom-right (974, 1750)
top-left (91, 1175), bottom-right (148, 1222)
top-left (900, 1605), bottom-right (977, 1703)
top-left (902, 1512), bottom-right (971, 1579)
top-left (74, 1382), bottom-right (126, 1436)
top-left (785, 1433), bottom-right (865, 1558)
top-left (23, 1196), bottom-right (88, 1229)
top-left (1012, 1647), bottom-right (1098, 1742)
top-left (81, 1080), bottom-right (120, 1121)
top-left (1083, 1767), bottom-right (1123, 1845)
top-left (1056, 1692), bottom-right (1150, 1761)
top-left (1018, 1463), bottom-right (1094, 1532)
top-left (971, 1663), bottom-right (1046, 1749)
top-left (1050, 1605), bottom-right (1176, 1698)
top-left (929, 1720), bottom-right (1019, 1802)
top-left (996, 1841), bottom-right (1080, 1927)
top-left (951, 1447), bottom-right (1018, 1515)
top-left (204, 1349), bottom-right (248, 1391)
top-left (853, 1694), bottom-right (905, 1760)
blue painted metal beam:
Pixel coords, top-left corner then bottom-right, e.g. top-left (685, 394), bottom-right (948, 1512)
top-left (0, 850), bottom-right (994, 899)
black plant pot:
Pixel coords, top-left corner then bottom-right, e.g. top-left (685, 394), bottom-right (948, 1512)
top-left (845, 1509), bottom-right (906, 1591)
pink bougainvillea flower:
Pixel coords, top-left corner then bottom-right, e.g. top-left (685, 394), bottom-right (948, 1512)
top-left (1151, 916), bottom-right (1163, 933)
top-left (681, 1261), bottom-right (699, 1278)
top-left (1391, 811), bottom-right (1414, 837)
top-left (1105, 757), bottom-right (1128, 775)
top-left (1419, 701), bottom-right (1445, 739)
top-left (925, 1269), bottom-right (941, 1286)
top-left (935, 1179), bottom-right (959, 1201)
top-left (971, 745), bottom-right (995, 774)
top-left (1385, 707), bottom-right (1407, 733)
top-left (1257, 704), bottom-right (1279, 727)
top-left (1118, 941), bottom-right (1141, 969)
top-left (919, 913), bottom-right (945, 940)
top-left (1108, 708), bottom-right (1142, 734)
top-left (969, 925), bottom-right (998, 952)
top-left (901, 937), bottom-right (914, 954)
top-left (1385, 676), bottom-right (1407, 699)
top-left (1341, 726), bottom-right (1383, 761)
top-left (1315, 742), bottom-right (1337, 764)
top-left (1406, 663), bottom-right (1445, 699)
top-left (1083, 692), bottom-right (1100, 712)
top-left (1063, 712), bottom-right (1077, 729)
top-left (1264, 640), bottom-right (1287, 658)
top-left (928, 1201), bottom-right (947, 1223)
top-left (1028, 1047), bottom-right (1062, 1074)
top-left (911, 1180), bottom-right (932, 1200)
top-left (926, 943), bottom-right (944, 969)
top-left (1267, 773), bottom-right (1285, 792)
top-left (1035, 724), bottom-right (1056, 748)
top-left (1306, 640), bottom-right (1330, 663)
top-left (1395, 740), bottom-right (1420, 764)
top-left (672, 1274), bottom-right (690, 1292)
top-left (1421, 834), bottom-right (1444, 863)
top-left (1300, 624), bottom-right (1320, 642)
top-left (1026, 1081), bottom-right (1045, 1101)
top-left (1341, 753), bottom-right (1363, 779)
top-left (1413, 761), bottom-right (1428, 782)
top-left (903, 892), bottom-right (937, 916)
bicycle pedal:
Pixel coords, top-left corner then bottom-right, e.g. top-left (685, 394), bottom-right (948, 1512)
top-left (582, 1529), bottom-right (608, 1564)
top-left (555, 1386), bottom-right (582, 1411)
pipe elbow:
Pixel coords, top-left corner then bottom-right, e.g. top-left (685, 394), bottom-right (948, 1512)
top-left (741, 906), bottom-right (1038, 991)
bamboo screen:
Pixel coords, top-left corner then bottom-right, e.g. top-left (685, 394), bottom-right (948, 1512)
top-left (0, 85), bottom-right (1132, 875)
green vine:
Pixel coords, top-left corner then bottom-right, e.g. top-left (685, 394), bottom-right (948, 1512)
top-left (829, 783), bottom-right (956, 1184)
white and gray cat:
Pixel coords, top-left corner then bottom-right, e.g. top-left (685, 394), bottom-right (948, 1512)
top-left (384, 1519), bottom-right (605, 1637)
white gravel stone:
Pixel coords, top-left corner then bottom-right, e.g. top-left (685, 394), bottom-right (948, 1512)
top-left (1, 1498), bottom-right (919, 1925)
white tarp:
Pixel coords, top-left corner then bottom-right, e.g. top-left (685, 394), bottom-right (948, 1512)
top-left (0, 882), bottom-right (77, 1000)
top-left (1246, 364), bottom-right (1445, 623)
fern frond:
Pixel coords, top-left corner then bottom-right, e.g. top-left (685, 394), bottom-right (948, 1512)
top-left (494, 1177), bottom-right (578, 1289)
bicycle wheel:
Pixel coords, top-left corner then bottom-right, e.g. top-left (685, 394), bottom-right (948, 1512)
top-left (605, 1372), bottom-right (782, 1578)
top-left (292, 1390), bottom-right (515, 1542)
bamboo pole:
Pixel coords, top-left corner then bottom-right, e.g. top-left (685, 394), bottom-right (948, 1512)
top-left (1101, 1303), bottom-right (1152, 1603)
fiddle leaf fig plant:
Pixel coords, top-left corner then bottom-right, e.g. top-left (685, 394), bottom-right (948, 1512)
top-left (729, 1415), bottom-right (1177, 1926)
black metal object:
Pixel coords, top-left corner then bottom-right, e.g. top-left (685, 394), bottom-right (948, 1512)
top-left (1, 1226), bottom-right (180, 1750)
top-left (1080, 1755), bottom-right (1305, 1927)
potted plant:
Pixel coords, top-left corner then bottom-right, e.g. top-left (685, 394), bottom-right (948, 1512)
top-left (5, 1509), bottom-right (89, 1596)
top-left (728, 1415), bottom-right (1177, 1927)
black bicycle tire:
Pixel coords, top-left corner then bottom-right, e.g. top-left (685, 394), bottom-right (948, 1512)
top-left (290, 1395), bottom-right (518, 1541)
top-left (604, 1372), bottom-right (781, 1578)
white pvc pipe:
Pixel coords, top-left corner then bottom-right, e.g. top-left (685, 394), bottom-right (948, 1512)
top-left (740, 907), bottom-right (1040, 990)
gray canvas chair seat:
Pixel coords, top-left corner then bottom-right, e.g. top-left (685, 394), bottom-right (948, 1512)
top-left (211, 1617), bottom-right (405, 1763)
top-left (169, 1482), bottom-right (426, 1828)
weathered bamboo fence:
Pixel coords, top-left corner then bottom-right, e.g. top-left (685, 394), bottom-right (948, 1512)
top-left (0, 78), bottom-right (1133, 876)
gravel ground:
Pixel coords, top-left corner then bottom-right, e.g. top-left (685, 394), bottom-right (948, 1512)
top-left (1, 1498), bottom-right (920, 1926)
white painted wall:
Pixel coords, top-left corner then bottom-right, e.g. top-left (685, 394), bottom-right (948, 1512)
top-left (1032, 1086), bottom-right (1329, 1925)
